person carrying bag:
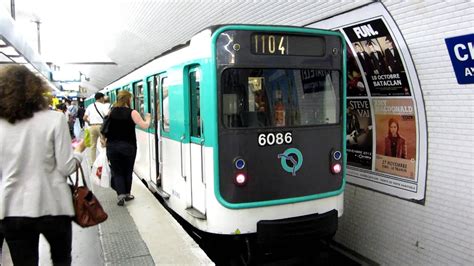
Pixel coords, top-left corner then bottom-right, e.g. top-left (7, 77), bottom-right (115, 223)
top-left (83, 92), bottom-right (109, 163)
top-left (106, 90), bottom-right (151, 206)
top-left (0, 65), bottom-right (87, 265)
top-left (68, 158), bottom-right (108, 227)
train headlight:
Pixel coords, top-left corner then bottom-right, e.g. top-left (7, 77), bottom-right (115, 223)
top-left (235, 173), bottom-right (247, 186)
top-left (331, 163), bottom-right (342, 174)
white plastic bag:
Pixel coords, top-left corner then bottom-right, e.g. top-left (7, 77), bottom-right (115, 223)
top-left (91, 147), bottom-right (111, 188)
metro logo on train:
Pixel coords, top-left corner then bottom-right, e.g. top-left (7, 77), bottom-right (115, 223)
top-left (445, 33), bottom-right (474, 84)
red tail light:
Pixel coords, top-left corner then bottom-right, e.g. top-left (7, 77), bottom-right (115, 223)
top-left (331, 163), bottom-right (342, 174)
top-left (235, 173), bottom-right (247, 186)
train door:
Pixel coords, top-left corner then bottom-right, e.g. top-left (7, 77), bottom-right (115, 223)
top-left (186, 66), bottom-right (206, 218)
top-left (146, 76), bottom-right (159, 186)
top-left (159, 74), bottom-right (171, 196)
top-left (133, 81), bottom-right (150, 181)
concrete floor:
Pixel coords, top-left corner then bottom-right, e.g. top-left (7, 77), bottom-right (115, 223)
top-left (1, 176), bottom-right (213, 266)
top-left (1, 223), bottom-right (104, 266)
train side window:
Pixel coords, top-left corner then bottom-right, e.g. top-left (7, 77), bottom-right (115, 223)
top-left (133, 81), bottom-right (145, 116)
top-left (153, 76), bottom-right (161, 120)
top-left (110, 89), bottom-right (117, 105)
top-left (189, 67), bottom-right (201, 138)
top-left (147, 78), bottom-right (156, 128)
top-left (161, 77), bottom-right (170, 132)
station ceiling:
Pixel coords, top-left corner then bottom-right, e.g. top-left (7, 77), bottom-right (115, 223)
top-left (10, 0), bottom-right (372, 91)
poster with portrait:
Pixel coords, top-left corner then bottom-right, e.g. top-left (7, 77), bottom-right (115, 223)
top-left (343, 19), bottom-right (411, 97)
top-left (374, 99), bottom-right (416, 179)
top-left (347, 99), bottom-right (372, 169)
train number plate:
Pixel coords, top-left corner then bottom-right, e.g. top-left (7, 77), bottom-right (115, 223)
top-left (258, 132), bottom-right (293, 147)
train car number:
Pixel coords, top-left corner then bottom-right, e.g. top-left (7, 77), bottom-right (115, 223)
top-left (258, 132), bottom-right (292, 147)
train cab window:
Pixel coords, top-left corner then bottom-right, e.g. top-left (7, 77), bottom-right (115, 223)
top-left (189, 67), bottom-right (201, 138)
top-left (133, 81), bottom-right (145, 116)
top-left (161, 77), bottom-right (170, 132)
top-left (221, 68), bottom-right (340, 128)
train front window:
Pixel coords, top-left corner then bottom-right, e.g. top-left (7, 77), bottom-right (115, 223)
top-left (221, 68), bottom-right (340, 128)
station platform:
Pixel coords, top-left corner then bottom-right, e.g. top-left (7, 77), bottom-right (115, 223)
top-left (1, 173), bottom-right (214, 265)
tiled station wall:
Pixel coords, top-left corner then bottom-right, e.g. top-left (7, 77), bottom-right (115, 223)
top-left (335, 1), bottom-right (474, 265)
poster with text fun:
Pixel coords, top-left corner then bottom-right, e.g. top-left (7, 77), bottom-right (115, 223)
top-left (343, 18), bottom-right (411, 96)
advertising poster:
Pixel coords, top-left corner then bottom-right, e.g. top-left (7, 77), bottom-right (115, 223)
top-left (343, 19), bottom-right (411, 97)
top-left (374, 99), bottom-right (416, 179)
top-left (347, 99), bottom-right (372, 169)
top-left (309, 2), bottom-right (427, 202)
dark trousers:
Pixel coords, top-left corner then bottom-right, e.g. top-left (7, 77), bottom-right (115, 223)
top-left (79, 118), bottom-right (85, 128)
top-left (107, 141), bottom-right (137, 196)
top-left (1, 216), bottom-right (72, 266)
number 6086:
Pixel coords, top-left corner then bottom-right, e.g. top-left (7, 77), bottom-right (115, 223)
top-left (258, 132), bottom-right (292, 147)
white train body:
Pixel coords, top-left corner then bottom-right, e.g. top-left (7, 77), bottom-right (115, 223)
top-left (97, 25), bottom-right (346, 239)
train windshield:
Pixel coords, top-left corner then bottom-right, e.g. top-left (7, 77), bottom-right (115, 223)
top-left (221, 68), bottom-right (340, 128)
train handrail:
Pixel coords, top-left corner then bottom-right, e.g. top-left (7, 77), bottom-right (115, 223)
top-left (180, 135), bottom-right (186, 181)
top-left (200, 119), bottom-right (205, 184)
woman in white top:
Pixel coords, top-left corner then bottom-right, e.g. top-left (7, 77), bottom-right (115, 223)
top-left (0, 65), bottom-right (84, 265)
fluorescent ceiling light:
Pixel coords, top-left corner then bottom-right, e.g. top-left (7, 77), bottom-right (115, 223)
top-left (0, 39), bottom-right (6, 46)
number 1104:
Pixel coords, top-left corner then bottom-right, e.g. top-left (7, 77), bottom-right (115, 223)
top-left (254, 35), bottom-right (288, 55)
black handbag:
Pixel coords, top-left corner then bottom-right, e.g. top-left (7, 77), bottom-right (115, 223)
top-left (68, 159), bottom-right (108, 227)
top-left (99, 107), bottom-right (113, 137)
top-left (100, 114), bottom-right (112, 136)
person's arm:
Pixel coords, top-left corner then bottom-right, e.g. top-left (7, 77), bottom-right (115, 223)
top-left (131, 110), bottom-right (151, 129)
top-left (54, 115), bottom-right (84, 176)
top-left (83, 107), bottom-right (90, 124)
top-left (83, 114), bottom-right (89, 124)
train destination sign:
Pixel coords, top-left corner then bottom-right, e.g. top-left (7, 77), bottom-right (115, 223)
top-left (251, 34), bottom-right (325, 56)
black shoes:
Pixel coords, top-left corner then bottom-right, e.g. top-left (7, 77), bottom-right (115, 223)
top-left (117, 198), bottom-right (125, 206)
top-left (117, 195), bottom-right (134, 206)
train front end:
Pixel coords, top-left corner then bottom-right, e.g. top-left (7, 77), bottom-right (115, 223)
top-left (208, 25), bottom-right (346, 240)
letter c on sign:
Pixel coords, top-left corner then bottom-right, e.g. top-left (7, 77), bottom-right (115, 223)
top-left (454, 43), bottom-right (468, 61)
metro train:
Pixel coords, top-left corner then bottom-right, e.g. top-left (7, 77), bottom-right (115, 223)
top-left (86, 24), bottom-right (346, 245)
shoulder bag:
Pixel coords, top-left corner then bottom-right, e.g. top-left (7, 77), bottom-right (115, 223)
top-left (68, 158), bottom-right (108, 227)
top-left (100, 108), bottom-right (113, 136)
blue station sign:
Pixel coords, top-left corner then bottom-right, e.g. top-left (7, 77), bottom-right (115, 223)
top-left (445, 33), bottom-right (474, 84)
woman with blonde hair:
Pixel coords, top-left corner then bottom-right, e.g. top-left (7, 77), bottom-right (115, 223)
top-left (104, 90), bottom-right (151, 206)
top-left (0, 64), bottom-right (85, 265)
